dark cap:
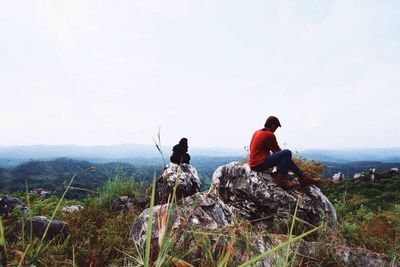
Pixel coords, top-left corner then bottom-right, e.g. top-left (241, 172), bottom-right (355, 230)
top-left (265, 116), bottom-right (281, 128)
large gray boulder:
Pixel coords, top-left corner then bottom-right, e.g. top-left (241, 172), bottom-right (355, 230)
top-left (155, 163), bottom-right (201, 204)
top-left (210, 161), bottom-right (337, 232)
top-left (129, 192), bottom-right (278, 265)
top-left (130, 192), bottom-right (231, 248)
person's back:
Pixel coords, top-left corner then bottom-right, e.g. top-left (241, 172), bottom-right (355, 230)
top-left (249, 129), bottom-right (280, 168)
top-left (170, 138), bottom-right (191, 164)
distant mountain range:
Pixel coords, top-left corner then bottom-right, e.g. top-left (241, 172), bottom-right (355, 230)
top-left (299, 147), bottom-right (400, 163)
top-left (0, 144), bottom-right (245, 158)
top-left (0, 144), bottom-right (245, 167)
top-left (1, 145), bottom-right (400, 167)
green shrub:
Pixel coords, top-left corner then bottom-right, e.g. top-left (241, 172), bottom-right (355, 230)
top-left (395, 204), bottom-right (400, 214)
top-left (97, 173), bottom-right (146, 210)
top-left (355, 205), bottom-right (374, 222)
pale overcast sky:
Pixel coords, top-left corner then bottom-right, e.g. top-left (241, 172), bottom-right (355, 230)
top-left (1, 1), bottom-right (399, 150)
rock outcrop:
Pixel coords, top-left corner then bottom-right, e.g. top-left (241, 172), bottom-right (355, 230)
top-left (297, 239), bottom-right (399, 267)
top-left (388, 167), bottom-right (400, 177)
top-left (62, 205), bottom-right (84, 213)
top-left (0, 195), bottom-right (28, 218)
top-left (155, 163), bottom-right (201, 204)
top-left (211, 161), bottom-right (337, 232)
top-left (353, 168), bottom-right (379, 182)
top-left (130, 192), bottom-right (231, 248)
top-left (25, 216), bottom-right (69, 240)
top-left (111, 196), bottom-right (148, 212)
top-left (130, 192), bottom-right (277, 265)
top-left (129, 162), bottom-right (400, 266)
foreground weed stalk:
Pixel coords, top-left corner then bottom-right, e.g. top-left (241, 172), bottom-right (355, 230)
top-left (19, 167), bottom-right (93, 265)
top-left (152, 126), bottom-right (166, 167)
top-left (0, 218), bottom-right (7, 267)
top-left (239, 197), bottom-right (321, 267)
top-left (285, 197), bottom-right (300, 266)
top-left (144, 175), bottom-right (156, 267)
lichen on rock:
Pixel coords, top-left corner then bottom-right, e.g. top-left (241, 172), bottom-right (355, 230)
top-left (155, 163), bottom-right (201, 204)
top-left (211, 161), bottom-right (337, 232)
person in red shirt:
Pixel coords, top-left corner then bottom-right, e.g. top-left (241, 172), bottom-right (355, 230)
top-left (249, 116), bottom-right (321, 189)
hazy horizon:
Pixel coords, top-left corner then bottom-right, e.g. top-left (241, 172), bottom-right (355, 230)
top-left (1, 143), bottom-right (400, 151)
top-left (0, 143), bottom-right (400, 151)
top-left (1, 1), bottom-right (399, 150)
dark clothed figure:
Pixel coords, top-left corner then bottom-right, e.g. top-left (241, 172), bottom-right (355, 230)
top-left (170, 138), bottom-right (191, 164)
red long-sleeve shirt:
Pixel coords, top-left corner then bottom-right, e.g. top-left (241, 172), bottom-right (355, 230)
top-left (248, 129), bottom-right (281, 167)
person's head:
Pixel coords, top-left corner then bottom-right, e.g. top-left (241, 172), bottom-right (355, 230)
top-left (264, 116), bottom-right (281, 132)
top-left (179, 138), bottom-right (188, 147)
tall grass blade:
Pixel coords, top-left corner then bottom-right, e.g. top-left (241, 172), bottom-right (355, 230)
top-left (152, 126), bottom-right (166, 167)
top-left (17, 243), bottom-right (31, 267)
top-left (0, 218), bottom-right (7, 267)
top-left (284, 197), bottom-right (300, 265)
top-left (155, 167), bottom-right (181, 267)
top-left (114, 246), bottom-right (144, 266)
top-left (25, 179), bottom-right (33, 244)
top-left (144, 174), bottom-right (157, 267)
top-left (40, 173), bottom-right (77, 242)
top-left (72, 245), bottom-right (76, 267)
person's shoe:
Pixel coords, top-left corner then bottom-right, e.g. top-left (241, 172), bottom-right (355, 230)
top-left (300, 174), bottom-right (322, 186)
top-left (273, 174), bottom-right (295, 190)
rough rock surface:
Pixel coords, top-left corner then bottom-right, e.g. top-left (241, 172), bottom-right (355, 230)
top-left (0, 195), bottom-right (28, 218)
top-left (211, 161), bottom-right (337, 231)
top-left (297, 240), bottom-right (400, 267)
top-left (112, 196), bottom-right (148, 212)
top-left (112, 196), bottom-right (135, 212)
top-left (387, 168), bottom-right (400, 177)
top-left (155, 163), bottom-right (201, 204)
top-left (130, 192), bottom-right (231, 248)
top-left (24, 216), bottom-right (70, 240)
top-left (130, 192), bottom-right (276, 265)
top-left (62, 205), bottom-right (84, 213)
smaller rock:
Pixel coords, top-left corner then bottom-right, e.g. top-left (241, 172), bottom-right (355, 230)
top-left (388, 168), bottom-right (400, 177)
top-left (297, 240), bottom-right (399, 267)
top-left (133, 198), bottom-right (149, 209)
top-left (112, 196), bottom-right (135, 212)
top-left (25, 216), bottom-right (69, 240)
top-left (112, 196), bottom-right (149, 212)
top-left (353, 169), bottom-right (379, 182)
top-left (0, 195), bottom-right (28, 218)
top-left (31, 188), bottom-right (53, 197)
top-left (62, 205), bottom-right (83, 213)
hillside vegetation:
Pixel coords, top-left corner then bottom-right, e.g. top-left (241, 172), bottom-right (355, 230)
top-left (0, 157), bottom-right (242, 197)
top-left (322, 173), bottom-right (400, 258)
top-left (0, 158), bottom-right (159, 198)
top-left (0, 158), bottom-right (399, 265)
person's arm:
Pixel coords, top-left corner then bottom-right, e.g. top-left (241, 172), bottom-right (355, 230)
top-left (270, 134), bottom-right (281, 153)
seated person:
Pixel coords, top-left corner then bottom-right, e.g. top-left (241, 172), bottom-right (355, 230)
top-left (170, 138), bottom-right (191, 164)
top-left (248, 116), bottom-right (321, 189)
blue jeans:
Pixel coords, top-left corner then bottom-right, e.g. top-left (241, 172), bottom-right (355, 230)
top-left (251, 149), bottom-right (303, 177)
